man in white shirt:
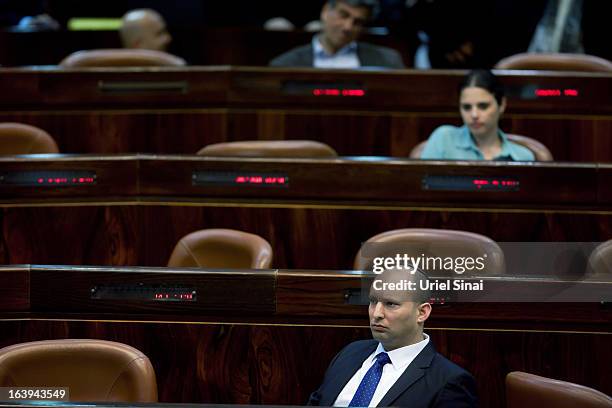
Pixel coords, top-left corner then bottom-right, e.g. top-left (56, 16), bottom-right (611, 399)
top-left (270, 0), bottom-right (404, 69)
top-left (308, 268), bottom-right (477, 407)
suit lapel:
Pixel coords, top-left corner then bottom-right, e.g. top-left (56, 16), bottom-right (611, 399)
top-left (303, 45), bottom-right (314, 67)
top-left (356, 43), bottom-right (367, 66)
top-left (377, 342), bottom-right (436, 407)
top-left (320, 341), bottom-right (378, 406)
top-left (356, 43), bottom-right (373, 66)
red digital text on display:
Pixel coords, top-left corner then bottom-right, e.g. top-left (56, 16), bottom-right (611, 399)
top-left (312, 89), bottom-right (366, 97)
top-left (234, 175), bottom-right (288, 185)
top-left (535, 88), bottom-right (579, 97)
top-left (472, 179), bottom-right (520, 189)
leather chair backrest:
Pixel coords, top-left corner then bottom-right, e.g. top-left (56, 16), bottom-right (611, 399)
top-left (586, 239), bottom-right (612, 278)
top-left (0, 339), bottom-right (158, 402)
top-left (505, 134), bottom-right (553, 161)
top-left (0, 123), bottom-right (59, 154)
top-left (167, 228), bottom-right (273, 268)
top-left (60, 49), bottom-right (186, 67)
top-left (410, 134), bottom-right (553, 161)
top-left (197, 140), bottom-right (338, 158)
top-left (506, 371), bottom-right (612, 408)
top-left (495, 53), bottom-right (612, 72)
top-left (354, 228), bottom-right (505, 275)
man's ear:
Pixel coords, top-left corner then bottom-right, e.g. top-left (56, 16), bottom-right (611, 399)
top-left (321, 3), bottom-right (331, 22)
top-left (416, 302), bottom-right (432, 324)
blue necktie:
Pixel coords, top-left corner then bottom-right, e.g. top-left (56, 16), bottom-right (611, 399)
top-left (348, 352), bottom-right (391, 407)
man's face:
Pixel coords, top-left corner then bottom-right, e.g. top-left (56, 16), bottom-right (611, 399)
top-left (320, 1), bottom-right (370, 52)
top-left (368, 272), bottom-right (431, 351)
top-left (138, 15), bottom-right (171, 51)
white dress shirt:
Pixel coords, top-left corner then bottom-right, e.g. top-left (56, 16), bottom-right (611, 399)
top-left (528, 0), bottom-right (584, 53)
top-left (313, 36), bottom-right (360, 69)
top-left (333, 334), bottom-right (430, 407)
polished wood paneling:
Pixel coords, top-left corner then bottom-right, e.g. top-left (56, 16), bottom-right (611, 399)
top-left (1, 205), bottom-right (611, 269)
top-left (1, 156), bottom-right (607, 209)
top-left (1, 156), bottom-right (611, 268)
top-left (1, 68), bottom-right (611, 161)
top-left (0, 266), bottom-right (29, 311)
top-left (1, 110), bottom-right (610, 160)
top-left (0, 111), bottom-right (228, 155)
top-left (0, 267), bottom-right (609, 407)
top-left (1, 320), bottom-right (608, 407)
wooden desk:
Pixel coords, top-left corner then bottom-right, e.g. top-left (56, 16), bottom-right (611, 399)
top-left (0, 155), bottom-right (611, 268)
top-left (0, 67), bottom-right (610, 162)
top-left (1, 266), bottom-right (610, 406)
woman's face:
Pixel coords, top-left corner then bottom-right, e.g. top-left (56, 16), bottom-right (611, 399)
top-left (459, 86), bottom-right (506, 138)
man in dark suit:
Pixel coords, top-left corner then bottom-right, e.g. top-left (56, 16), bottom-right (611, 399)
top-left (270, 0), bottom-right (404, 69)
top-left (308, 269), bottom-right (477, 407)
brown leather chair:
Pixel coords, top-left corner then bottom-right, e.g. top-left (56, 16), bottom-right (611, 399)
top-left (354, 228), bottom-right (505, 275)
top-left (506, 371), bottom-right (612, 408)
top-left (59, 49), bottom-right (186, 68)
top-left (167, 228), bottom-right (273, 268)
top-left (197, 140), bottom-right (338, 158)
top-left (410, 134), bottom-right (553, 161)
top-left (0, 339), bottom-right (158, 402)
top-left (586, 239), bottom-right (612, 278)
top-left (495, 52), bottom-right (612, 72)
top-left (0, 123), bottom-right (59, 154)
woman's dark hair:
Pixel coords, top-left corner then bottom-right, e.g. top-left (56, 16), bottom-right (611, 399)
top-left (459, 69), bottom-right (505, 105)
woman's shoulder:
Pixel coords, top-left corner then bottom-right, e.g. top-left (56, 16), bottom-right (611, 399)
top-left (506, 140), bottom-right (536, 161)
top-left (429, 125), bottom-right (464, 141)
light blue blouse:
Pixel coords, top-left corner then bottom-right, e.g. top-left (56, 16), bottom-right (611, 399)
top-left (420, 125), bottom-right (535, 161)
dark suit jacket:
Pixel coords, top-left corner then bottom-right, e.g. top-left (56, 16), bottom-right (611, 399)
top-left (269, 42), bottom-right (405, 69)
top-left (308, 339), bottom-right (477, 407)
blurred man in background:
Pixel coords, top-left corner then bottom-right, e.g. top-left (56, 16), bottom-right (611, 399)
top-left (119, 8), bottom-right (171, 51)
top-left (270, 0), bottom-right (405, 69)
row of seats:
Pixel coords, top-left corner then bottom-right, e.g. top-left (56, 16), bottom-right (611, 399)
top-left (171, 227), bottom-right (612, 277)
top-left (49, 49), bottom-right (612, 73)
top-left (0, 339), bottom-right (609, 406)
top-left (0, 122), bottom-right (553, 160)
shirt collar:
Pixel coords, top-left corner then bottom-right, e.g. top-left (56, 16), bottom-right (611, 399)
top-left (312, 35), bottom-right (358, 57)
top-left (455, 125), bottom-right (523, 161)
top-left (372, 333), bottom-right (430, 370)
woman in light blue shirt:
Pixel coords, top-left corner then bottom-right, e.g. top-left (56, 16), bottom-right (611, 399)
top-left (421, 70), bottom-right (535, 161)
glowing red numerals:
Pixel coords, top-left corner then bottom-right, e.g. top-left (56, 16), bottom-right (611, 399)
top-left (234, 175), bottom-right (287, 185)
top-left (38, 176), bottom-right (94, 185)
top-left (535, 88), bottom-right (579, 97)
top-left (46, 178), bottom-right (68, 184)
top-left (313, 89), bottom-right (365, 97)
top-left (473, 179), bottom-right (519, 189)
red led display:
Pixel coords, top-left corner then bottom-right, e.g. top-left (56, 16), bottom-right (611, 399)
top-left (1, 171), bottom-right (96, 187)
top-left (154, 293), bottom-right (194, 300)
top-left (312, 88), bottom-right (366, 97)
top-left (422, 175), bottom-right (520, 192)
top-left (36, 177), bottom-right (95, 185)
top-left (535, 88), bottom-right (579, 97)
top-left (193, 171), bottom-right (289, 188)
top-left (91, 285), bottom-right (197, 302)
top-left (472, 179), bottom-right (519, 189)
top-left (235, 176), bottom-right (287, 185)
